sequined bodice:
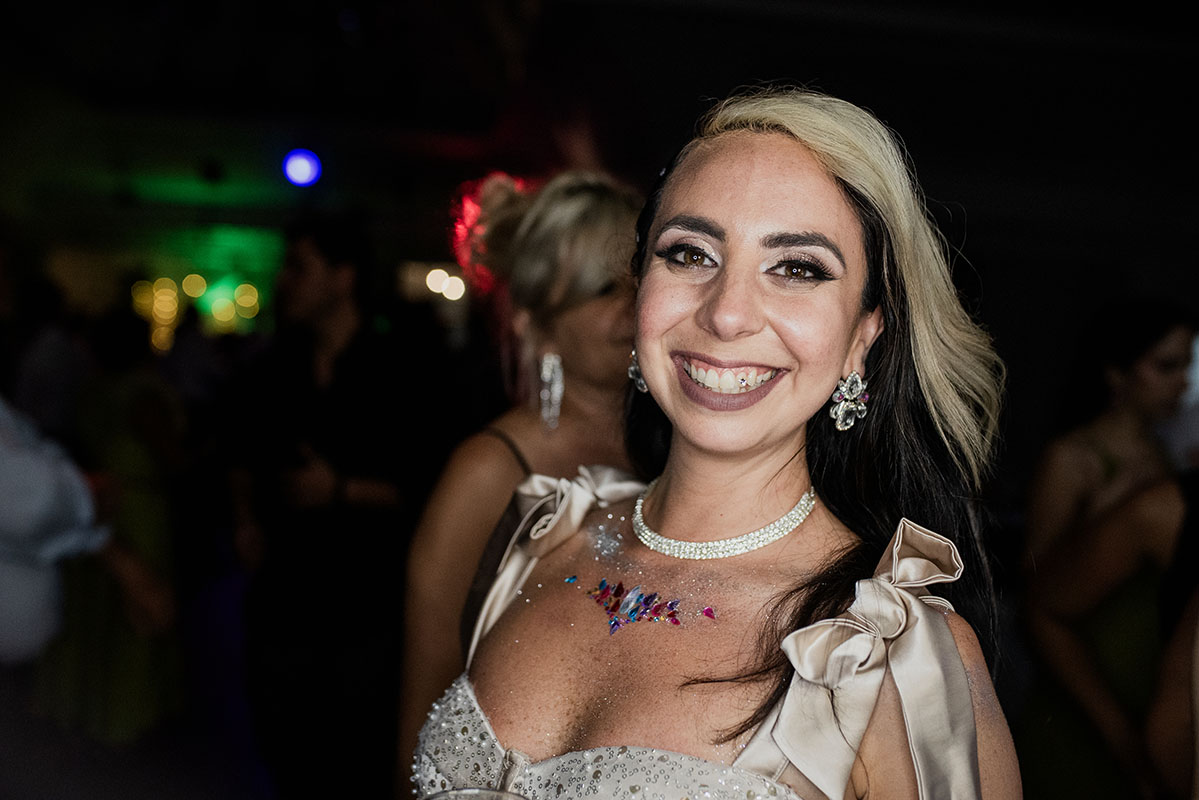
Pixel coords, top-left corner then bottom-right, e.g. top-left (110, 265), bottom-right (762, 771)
top-left (412, 674), bottom-right (798, 800)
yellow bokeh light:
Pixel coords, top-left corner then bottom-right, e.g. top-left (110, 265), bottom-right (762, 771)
top-left (211, 298), bottom-right (236, 322)
top-left (153, 277), bottom-right (178, 294)
top-left (150, 326), bottom-right (174, 352)
top-left (234, 283), bottom-right (259, 307)
top-left (181, 274), bottom-right (207, 298)
top-left (442, 275), bottom-right (466, 301)
top-left (152, 292), bottom-right (178, 324)
top-left (131, 281), bottom-right (154, 316)
top-left (236, 301), bottom-right (260, 319)
top-left (425, 268), bottom-right (449, 294)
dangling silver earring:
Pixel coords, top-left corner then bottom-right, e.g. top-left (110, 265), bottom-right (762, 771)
top-left (627, 349), bottom-right (649, 393)
top-left (539, 352), bottom-right (564, 429)
top-left (829, 371), bottom-right (869, 431)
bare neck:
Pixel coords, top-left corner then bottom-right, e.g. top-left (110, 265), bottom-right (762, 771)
top-left (643, 438), bottom-right (813, 544)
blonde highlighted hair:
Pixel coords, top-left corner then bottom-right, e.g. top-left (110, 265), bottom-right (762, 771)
top-left (626, 88), bottom-right (1007, 723)
top-left (692, 87), bottom-right (1004, 488)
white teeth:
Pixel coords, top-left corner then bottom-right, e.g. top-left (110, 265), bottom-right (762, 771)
top-left (685, 361), bottom-right (776, 394)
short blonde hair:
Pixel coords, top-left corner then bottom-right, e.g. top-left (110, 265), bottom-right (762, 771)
top-left (468, 170), bottom-right (642, 329)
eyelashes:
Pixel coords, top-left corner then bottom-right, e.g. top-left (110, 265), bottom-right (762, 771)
top-left (655, 243), bottom-right (716, 269)
top-left (654, 242), bottom-right (833, 284)
top-left (767, 259), bottom-right (833, 283)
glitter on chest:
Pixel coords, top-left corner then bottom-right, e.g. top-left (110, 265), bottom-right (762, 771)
top-left (587, 516), bottom-right (627, 560)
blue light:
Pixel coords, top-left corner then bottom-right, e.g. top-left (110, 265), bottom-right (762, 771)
top-left (283, 149), bottom-right (322, 186)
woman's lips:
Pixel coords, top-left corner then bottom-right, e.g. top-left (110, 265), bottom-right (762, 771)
top-left (672, 353), bottom-right (783, 410)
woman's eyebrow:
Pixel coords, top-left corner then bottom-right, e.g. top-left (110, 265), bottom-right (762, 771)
top-left (760, 231), bottom-right (846, 270)
top-left (658, 214), bottom-right (726, 242)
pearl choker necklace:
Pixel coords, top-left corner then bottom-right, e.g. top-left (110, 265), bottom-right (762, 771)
top-left (632, 479), bottom-right (817, 560)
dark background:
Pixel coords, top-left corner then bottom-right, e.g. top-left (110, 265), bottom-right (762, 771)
top-left (2, 0), bottom-right (1195, 492)
top-left (0, 2), bottom-right (1196, 796)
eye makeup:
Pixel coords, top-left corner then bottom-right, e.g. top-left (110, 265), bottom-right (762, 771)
top-left (654, 242), bottom-right (718, 270)
top-left (764, 256), bottom-right (835, 284)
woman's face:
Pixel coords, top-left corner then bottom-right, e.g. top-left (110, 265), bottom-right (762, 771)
top-left (1114, 324), bottom-right (1195, 421)
top-left (635, 131), bottom-right (883, 460)
top-left (544, 272), bottom-right (637, 394)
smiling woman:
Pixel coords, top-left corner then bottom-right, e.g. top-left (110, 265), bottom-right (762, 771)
top-left (635, 131), bottom-right (881, 450)
top-left (410, 86), bottom-right (1019, 800)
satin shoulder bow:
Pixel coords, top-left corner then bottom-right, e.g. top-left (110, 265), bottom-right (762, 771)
top-left (509, 465), bottom-right (646, 559)
top-left (464, 465), bottom-right (645, 665)
top-left (737, 518), bottom-right (981, 800)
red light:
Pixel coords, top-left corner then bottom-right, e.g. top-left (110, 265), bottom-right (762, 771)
top-left (467, 263), bottom-right (496, 294)
top-left (452, 194), bottom-right (482, 269)
top-left (450, 172), bottom-right (531, 297)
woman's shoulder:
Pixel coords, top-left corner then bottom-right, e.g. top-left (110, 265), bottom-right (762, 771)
top-left (770, 518), bottom-right (1015, 799)
top-left (940, 610), bottom-right (995, 696)
top-left (850, 607), bottom-right (1021, 799)
top-left (409, 424), bottom-right (534, 550)
top-left (1038, 429), bottom-right (1109, 475)
top-left (444, 417), bottom-right (536, 479)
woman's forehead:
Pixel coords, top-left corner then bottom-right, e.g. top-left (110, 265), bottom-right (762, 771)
top-left (655, 131), bottom-right (861, 244)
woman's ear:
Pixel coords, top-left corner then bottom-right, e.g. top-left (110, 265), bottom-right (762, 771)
top-left (512, 308), bottom-right (533, 343)
top-left (844, 306), bottom-right (884, 376)
top-left (513, 308), bottom-right (552, 355)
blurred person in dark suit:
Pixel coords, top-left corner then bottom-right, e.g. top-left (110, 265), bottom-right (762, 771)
top-left (229, 207), bottom-right (423, 798)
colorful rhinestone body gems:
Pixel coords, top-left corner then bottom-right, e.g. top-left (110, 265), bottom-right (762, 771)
top-left (590, 579), bottom-right (679, 634)
top-left (632, 479), bottom-right (817, 560)
top-left (581, 578), bottom-right (714, 634)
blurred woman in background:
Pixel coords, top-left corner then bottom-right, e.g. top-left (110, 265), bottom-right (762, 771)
top-left (1019, 298), bottom-right (1196, 798)
top-left (1024, 299), bottom-right (1195, 564)
top-left (399, 169), bottom-right (643, 767)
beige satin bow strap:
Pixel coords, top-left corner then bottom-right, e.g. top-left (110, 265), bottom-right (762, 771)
top-left (874, 518), bottom-right (964, 590)
top-left (763, 519), bottom-right (981, 800)
top-left (770, 580), bottom-right (903, 799)
top-left (465, 465), bottom-right (646, 667)
top-left (522, 465), bottom-right (646, 559)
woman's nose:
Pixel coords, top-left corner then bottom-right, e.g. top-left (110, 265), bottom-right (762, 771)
top-left (695, 265), bottom-right (764, 341)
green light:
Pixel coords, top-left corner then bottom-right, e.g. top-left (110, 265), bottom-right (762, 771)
top-left (143, 224), bottom-right (284, 334)
top-left (126, 174), bottom-right (294, 208)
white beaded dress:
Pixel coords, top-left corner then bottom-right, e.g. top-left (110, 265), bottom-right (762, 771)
top-left (411, 466), bottom-right (983, 800)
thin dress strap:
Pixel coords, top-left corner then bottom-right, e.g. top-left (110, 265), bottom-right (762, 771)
top-left (457, 429), bottom-right (533, 653)
top-left (479, 426), bottom-right (533, 476)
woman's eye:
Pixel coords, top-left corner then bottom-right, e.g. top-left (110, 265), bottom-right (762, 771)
top-left (657, 244), bottom-right (716, 269)
top-left (770, 260), bottom-right (830, 282)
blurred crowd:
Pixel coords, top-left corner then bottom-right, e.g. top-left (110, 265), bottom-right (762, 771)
top-left (0, 208), bottom-right (504, 797)
top-left (2, 179), bottom-right (1197, 798)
